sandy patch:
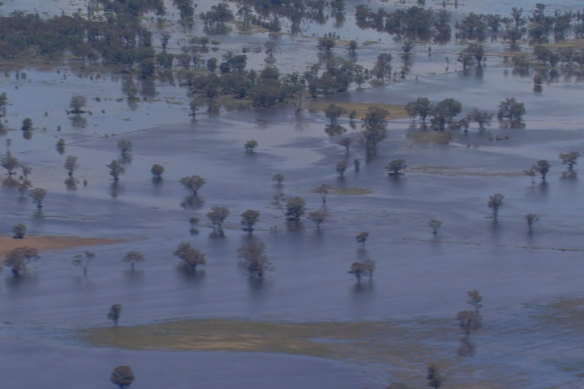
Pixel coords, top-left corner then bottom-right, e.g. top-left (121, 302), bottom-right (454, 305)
top-left (0, 235), bottom-right (126, 258)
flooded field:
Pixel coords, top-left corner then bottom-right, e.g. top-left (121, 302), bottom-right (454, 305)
top-left (1, 0), bottom-right (584, 388)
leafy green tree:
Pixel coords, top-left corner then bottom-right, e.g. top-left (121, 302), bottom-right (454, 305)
top-left (151, 164), bottom-right (164, 181)
top-left (487, 193), bottom-right (504, 220)
top-left (4, 247), bottom-right (39, 277)
top-left (207, 206), bottom-right (230, 236)
top-left (122, 250), bottom-right (145, 271)
top-left (72, 250), bottom-right (96, 276)
top-left (386, 159), bottom-right (406, 176)
top-left (110, 365), bottom-right (135, 389)
top-left (64, 155), bottom-right (79, 177)
top-left (173, 242), bottom-right (206, 272)
top-left (241, 209), bottom-right (260, 234)
top-left (12, 223), bottom-right (26, 239)
top-left (107, 160), bottom-right (125, 182)
top-left (107, 304), bottom-right (122, 327)
top-left (285, 196), bottom-right (306, 222)
top-left (531, 160), bottom-right (550, 183)
top-left (29, 187), bottom-right (47, 209)
top-left (180, 175), bottom-right (206, 195)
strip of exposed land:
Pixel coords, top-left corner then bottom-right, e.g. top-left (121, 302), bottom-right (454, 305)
top-left (0, 235), bottom-right (126, 257)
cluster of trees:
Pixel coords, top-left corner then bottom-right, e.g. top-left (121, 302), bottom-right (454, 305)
top-left (355, 5), bottom-right (451, 43)
top-left (356, 4), bottom-right (582, 47)
top-left (405, 97), bottom-right (525, 130)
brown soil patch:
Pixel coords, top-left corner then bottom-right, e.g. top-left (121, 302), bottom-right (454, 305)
top-left (0, 235), bottom-right (126, 258)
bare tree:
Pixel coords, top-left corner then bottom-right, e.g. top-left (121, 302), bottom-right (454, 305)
top-left (72, 250), bottom-right (96, 276)
top-left (336, 160), bottom-right (347, 178)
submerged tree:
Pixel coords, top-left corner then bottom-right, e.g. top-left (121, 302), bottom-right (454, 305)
top-left (336, 160), bottom-right (347, 178)
top-left (237, 240), bottom-right (272, 279)
top-left (110, 365), bottom-right (135, 389)
top-left (4, 247), bottom-right (39, 276)
top-left (64, 155), bottom-right (79, 177)
top-left (559, 151), bottom-right (579, 178)
top-left (1, 152), bottom-right (19, 176)
top-left (173, 242), bottom-right (206, 272)
top-left (69, 95), bottom-right (87, 114)
top-left (12, 223), bottom-right (26, 239)
top-left (386, 159), bottom-right (407, 176)
top-left (107, 304), bottom-right (122, 327)
top-left (426, 365), bottom-right (443, 389)
top-left (285, 196), bottom-right (306, 223)
top-left (525, 213), bottom-right (539, 232)
top-left (107, 160), bottom-right (125, 182)
top-left (487, 193), bottom-right (504, 220)
top-left (355, 231), bottom-right (369, 247)
top-left (150, 164), bottom-right (164, 181)
top-left (72, 250), bottom-right (96, 276)
top-left (207, 206), bottom-right (230, 237)
top-left (315, 184), bottom-right (330, 205)
top-left (122, 250), bottom-right (145, 271)
top-left (29, 188), bottom-right (47, 209)
top-left (180, 175), bottom-right (206, 195)
top-left (497, 98), bottom-right (526, 128)
top-left (308, 210), bottom-right (327, 230)
top-left (241, 209), bottom-right (260, 234)
top-left (360, 106), bottom-right (388, 158)
top-left (348, 258), bottom-right (375, 282)
top-left (117, 139), bottom-right (133, 163)
top-left (272, 173), bottom-right (284, 186)
top-left (245, 139), bottom-right (258, 153)
top-left (428, 219), bottom-right (442, 235)
top-left (531, 160), bottom-right (550, 183)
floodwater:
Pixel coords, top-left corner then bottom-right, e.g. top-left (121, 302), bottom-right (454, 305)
top-left (1, 0), bottom-right (584, 388)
